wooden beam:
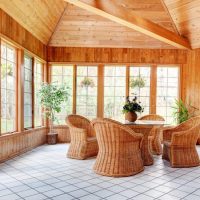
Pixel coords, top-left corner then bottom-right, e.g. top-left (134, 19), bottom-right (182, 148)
top-left (64, 0), bottom-right (191, 49)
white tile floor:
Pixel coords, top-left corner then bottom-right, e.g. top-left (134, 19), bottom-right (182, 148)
top-left (0, 144), bottom-right (200, 200)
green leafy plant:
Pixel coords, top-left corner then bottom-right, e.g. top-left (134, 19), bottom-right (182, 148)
top-left (130, 76), bottom-right (146, 89)
top-left (172, 99), bottom-right (189, 124)
top-left (172, 99), bottom-right (199, 124)
top-left (123, 96), bottom-right (144, 114)
top-left (80, 77), bottom-right (95, 88)
top-left (38, 83), bottom-right (70, 134)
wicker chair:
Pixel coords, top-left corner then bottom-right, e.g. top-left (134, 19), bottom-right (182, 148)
top-left (91, 118), bottom-right (144, 177)
top-left (66, 115), bottom-right (98, 160)
top-left (139, 114), bottom-right (165, 155)
top-left (162, 116), bottom-right (200, 167)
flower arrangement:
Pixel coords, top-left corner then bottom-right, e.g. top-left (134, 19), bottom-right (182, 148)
top-left (123, 96), bottom-right (144, 114)
top-left (80, 77), bottom-right (95, 88)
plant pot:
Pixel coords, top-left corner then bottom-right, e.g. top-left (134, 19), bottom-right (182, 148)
top-left (47, 133), bottom-right (58, 145)
top-left (125, 112), bottom-right (137, 122)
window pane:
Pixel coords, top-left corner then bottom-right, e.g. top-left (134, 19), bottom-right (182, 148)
top-left (104, 66), bottom-right (126, 121)
top-left (156, 66), bottom-right (179, 124)
top-left (129, 66), bottom-right (151, 116)
top-left (1, 42), bottom-right (16, 134)
top-left (34, 61), bottom-right (43, 127)
top-left (51, 65), bottom-right (73, 124)
top-left (24, 55), bottom-right (33, 128)
top-left (76, 66), bottom-right (97, 119)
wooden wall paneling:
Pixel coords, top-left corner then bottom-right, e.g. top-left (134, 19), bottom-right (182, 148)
top-left (150, 65), bottom-right (157, 114)
top-left (53, 125), bottom-right (70, 143)
top-left (0, 127), bottom-right (47, 163)
top-left (72, 65), bottom-right (77, 114)
top-left (0, 10), bottom-right (47, 60)
top-left (47, 47), bottom-right (188, 64)
top-left (97, 64), bottom-right (104, 118)
top-left (17, 49), bottom-right (24, 131)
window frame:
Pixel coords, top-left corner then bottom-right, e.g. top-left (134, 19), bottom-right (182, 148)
top-left (24, 53), bottom-right (34, 129)
top-left (49, 63), bottom-right (181, 125)
top-left (0, 40), bottom-right (18, 135)
top-left (34, 59), bottom-right (45, 128)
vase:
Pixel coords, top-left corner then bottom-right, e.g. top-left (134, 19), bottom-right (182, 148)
top-left (125, 112), bottom-right (137, 122)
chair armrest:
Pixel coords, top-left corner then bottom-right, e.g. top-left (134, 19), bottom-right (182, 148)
top-left (162, 125), bottom-right (180, 141)
top-left (69, 127), bottom-right (87, 141)
top-left (171, 126), bottom-right (200, 146)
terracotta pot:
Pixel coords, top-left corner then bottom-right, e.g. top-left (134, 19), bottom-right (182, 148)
top-left (47, 133), bottom-right (58, 145)
top-left (125, 112), bottom-right (137, 122)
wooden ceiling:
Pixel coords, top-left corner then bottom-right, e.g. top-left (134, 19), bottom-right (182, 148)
top-left (163, 0), bottom-right (200, 49)
top-left (49, 0), bottom-right (178, 48)
top-left (0, 0), bottom-right (66, 44)
top-left (0, 0), bottom-right (200, 49)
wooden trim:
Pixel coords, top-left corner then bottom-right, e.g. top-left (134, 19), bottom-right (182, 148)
top-left (126, 65), bottom-right (130, 97)
top-left (150, 65), bottom-right (157, 114)
top-left (0, 38), bottom-right (1, 135)
top-left (72, 65), bottom-right (77, 114)
top-left (97, 64), bottom-right (104, 118)
top-left (65, 0), bottom-right (191, 49)
top-left (17, 49), bottom-right (24, 132)
top-left (32, 58), bottom-right (35, 128)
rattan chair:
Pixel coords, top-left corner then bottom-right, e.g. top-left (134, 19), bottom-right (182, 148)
top-left (162, 116), bottom-right (200, 167)
top-left (66, 115), bottom-right (98, 160)
top-left (91, 118), bottom-right (144, 177)
top-left (139, 114), bottom-right (165, 155)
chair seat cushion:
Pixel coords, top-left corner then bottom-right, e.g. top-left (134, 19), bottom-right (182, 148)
top-left (87, 136), bottom-right (97, 142)
top-left (163, 141), bottom-right (171, 147)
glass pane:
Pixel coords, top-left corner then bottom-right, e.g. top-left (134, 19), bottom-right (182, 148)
top-left (51, 65), bottom-right (73, 124)
top-left (76, 66), bottom-right (98, 119)
top-left (156, 66), bottom-right (179, 124)
top-left (129, 66), bottom-right (151, 116)
top-left (1, 42), bottom-right (16, 134)
top-left (104, 66), bottom-right (126, 121)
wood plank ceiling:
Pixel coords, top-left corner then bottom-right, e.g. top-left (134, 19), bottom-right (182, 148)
top-left (0, 0), bottom-right (199, 49)
top-left (163, 0), bottom-right (200, 49)
top-left (0, 0), bottom-right (66, 44)
top-left (49, 0), bottom-right (178, 48)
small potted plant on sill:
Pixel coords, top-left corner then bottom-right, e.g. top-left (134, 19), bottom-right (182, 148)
top-left (38, 83), bottom-right (69, 144)
top-left (123, 96), bottom-right (144, 122)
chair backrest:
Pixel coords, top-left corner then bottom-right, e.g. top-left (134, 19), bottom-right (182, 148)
top-left (139, 114), bottom-right (165, 121)
top-left (66, 114), bottom-right (95, 137)
top-left (177, 115), bottom-right (200, 131)
top-left (91, 118), bottom-right (142, 151)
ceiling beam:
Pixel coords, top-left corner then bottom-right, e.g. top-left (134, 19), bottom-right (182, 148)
top-left (64, 0), bottom-right (191, 49)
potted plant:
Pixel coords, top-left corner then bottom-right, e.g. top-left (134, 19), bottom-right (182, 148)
top-left (172, 99), bottom-right (199, 124)
top-left (123, 96), bottom-right (144, 122)
top-left (38, 83), bottom-right (69, 144)
top-left (130, 76), bottom-right (146, 89)
top-left (80, 77), bottom-right (95, 116)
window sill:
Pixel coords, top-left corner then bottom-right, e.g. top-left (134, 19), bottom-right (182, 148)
top-left (0, 126), bottom-right (47, 139)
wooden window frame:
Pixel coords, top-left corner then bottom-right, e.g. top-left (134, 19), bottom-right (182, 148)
top-left (47, 63), bottom-right (182, 124)
top-left (0, 39), bottom-right (18, 135)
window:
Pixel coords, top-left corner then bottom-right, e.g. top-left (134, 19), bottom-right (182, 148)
top-left (51, 65), bottom-right (73, 124)
top-left (76, 66), bottom-right (98, 119)
top-left (104, 66), bottom-right (126, 121)
top-left (129, 66), bottom-right (151, 116)
top-left (34, 61), bottom-right (43, 127)
top-left (24, 55), bottom-right (33, 128)
top-left (1, 42), bottom-right (16, 134)
top-left (156, 66), bottom-right (179, 124)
